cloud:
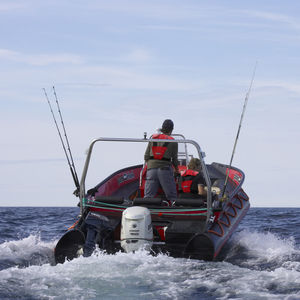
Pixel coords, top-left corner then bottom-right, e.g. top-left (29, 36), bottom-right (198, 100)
top-left (124, 48), bottom-right (153, 63)
top-left (247, 10), bottom-right (300, 30)
top-left (255, 80), bottom-right (300, 96)
top-left (81, 1), bottom-right (207, 20)
top-left (0, 158), bottom-right (67, 165)
top-left (0, 49), bottom-right (84, 66)
top-left (0, 2), bottom-right (25, 11)
top-left (142, 24), bottom-right (208, 32)
top-left (42, 64), bottom-right (205, 92)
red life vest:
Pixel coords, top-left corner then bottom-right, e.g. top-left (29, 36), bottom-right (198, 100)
top-left (180, 169), bottom-right (199, 193)
top-left (151, 133), bottom-right (174, 160)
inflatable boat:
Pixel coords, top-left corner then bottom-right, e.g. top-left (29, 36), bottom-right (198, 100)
top-left (54, 135), bottom-right (250, 264)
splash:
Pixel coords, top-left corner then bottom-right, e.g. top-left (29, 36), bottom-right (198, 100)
top-left (225, 229), bottom-right (300, 271)
top-left (0, 246), bottom-right (300, 300)
top-left (0, 234), bottom-right (56, 269)
top-left (0, 250), bottom-right (202, 300)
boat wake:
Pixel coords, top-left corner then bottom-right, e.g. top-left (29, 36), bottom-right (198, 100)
top-left (0, 230), bottom-right (299, 300)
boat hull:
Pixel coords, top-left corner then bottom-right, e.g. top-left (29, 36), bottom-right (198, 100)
top-left (54, 163), bottom-right (250, 264)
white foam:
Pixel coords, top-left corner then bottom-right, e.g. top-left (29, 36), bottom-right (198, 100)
top-left (0, 234), bottom-right (56, 266)
top-left (0, 230), bottom-right (300, 299)
top-left (0, 249), bottom-right (299, 300)
top-left (231, 229), bottom-right (299, 264)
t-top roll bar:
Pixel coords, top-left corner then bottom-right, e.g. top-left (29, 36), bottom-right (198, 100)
top-left (79, 136), bottom-right (212, 221)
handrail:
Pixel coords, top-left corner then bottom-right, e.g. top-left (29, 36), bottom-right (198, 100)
top-left (171, 133), bottom-right (189, 163)
top-left (79, 137), bottom-right (212, 223)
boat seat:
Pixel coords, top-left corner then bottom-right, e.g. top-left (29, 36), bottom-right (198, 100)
top-left (133, 197), bottom-right (162, 206)
top-left (174, 198), bottom-right (205, 207)
top-left (95, 196), bottom-right (124, 204)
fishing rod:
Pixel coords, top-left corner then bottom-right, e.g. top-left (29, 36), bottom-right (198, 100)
top-left (52, 86), bottom-right (80, 191)
top-left (43, 88), bottom-right (80, 195)
top-left (221, 62), bottom-right (258, 199)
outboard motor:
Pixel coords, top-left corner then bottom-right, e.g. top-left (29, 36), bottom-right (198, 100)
top-left (121, 206), bottom-right (153, 253)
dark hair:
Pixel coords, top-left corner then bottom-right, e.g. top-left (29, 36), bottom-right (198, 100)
top-left (161, 119), bottom-right (174, 134)
top-left (188, 158), bottom-right (201, 171)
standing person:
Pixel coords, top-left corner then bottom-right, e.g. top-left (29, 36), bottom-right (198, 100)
top-left (179, 158), bottom-right (207, 198)
top-left (144, 119), bottom-right (179, 204)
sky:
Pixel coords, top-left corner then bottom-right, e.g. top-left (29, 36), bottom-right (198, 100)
top-left (0, 0), bottom-right (299, 207)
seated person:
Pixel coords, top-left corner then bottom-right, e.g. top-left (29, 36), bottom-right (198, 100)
top-left (179, 158), bottom-right (207, 199)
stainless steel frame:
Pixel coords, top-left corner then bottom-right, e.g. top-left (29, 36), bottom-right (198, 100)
top-left (171, 134), bottom-right (189, 163)
top-left (79, 137), bottom-right (212, 221)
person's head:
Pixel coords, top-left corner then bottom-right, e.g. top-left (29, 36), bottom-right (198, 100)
top-left (161, 119), bottom-right (174, 134)
top-left (188, 158), bottom-right (201, 171)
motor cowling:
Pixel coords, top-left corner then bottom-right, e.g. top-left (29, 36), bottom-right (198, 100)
top-left (121, 206), bottom-right (153, 253)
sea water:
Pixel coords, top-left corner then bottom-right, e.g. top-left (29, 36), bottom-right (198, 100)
top-left (0, 207), bottom-right (299, 300)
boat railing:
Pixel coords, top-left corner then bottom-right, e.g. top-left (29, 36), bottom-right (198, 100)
top-left (79, 137), bottom-right (213, 223)
top-left (171, 133), bottom-right (189, 164)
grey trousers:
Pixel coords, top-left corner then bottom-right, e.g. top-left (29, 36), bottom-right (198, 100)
top-left (144, 166), bottom-right (177, 201)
